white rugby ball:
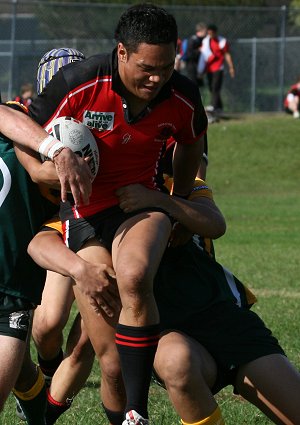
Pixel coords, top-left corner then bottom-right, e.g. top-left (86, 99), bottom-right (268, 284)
top-left (44, 116), bottom-right (99, 179)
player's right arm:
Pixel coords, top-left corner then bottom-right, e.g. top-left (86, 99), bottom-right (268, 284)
top-left (14, 145), bottom-right (60, 188)
top-left (0, 104), bottom-right (92, 205)
top-left (28, 230), bottom-right (120, 317)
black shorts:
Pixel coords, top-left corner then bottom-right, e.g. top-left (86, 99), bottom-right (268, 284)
top-left (164, 301), bottom-right (285, 394)
top-left (60, 202), bottom-right (172, 253)
top-left (153, 300), bottom-right (285, 394)
top-left (0, 293), bottom-right (34, 341)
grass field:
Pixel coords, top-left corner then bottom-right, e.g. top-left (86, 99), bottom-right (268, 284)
top-left (2, 113), bottom-right (300, 424)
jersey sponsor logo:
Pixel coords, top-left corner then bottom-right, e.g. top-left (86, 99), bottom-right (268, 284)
top-left (0, 158), bottom-right (12, 207)
top-left (83, 110), bottom-right (114, 131)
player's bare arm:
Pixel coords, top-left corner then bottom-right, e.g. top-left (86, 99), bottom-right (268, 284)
top-left (116, 182), bottom-right (225, 239)
top-left (27, 231), bottom-right (120, 317)
top-left (0, 104), bottom-right (92, 205)
top-left (14, 145), bottom-right (60, 188)
top-left (172, 136), bottom-right (204, 197)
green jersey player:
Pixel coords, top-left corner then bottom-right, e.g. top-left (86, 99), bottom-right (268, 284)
top-left (0, 101), bottom-right (92, 423)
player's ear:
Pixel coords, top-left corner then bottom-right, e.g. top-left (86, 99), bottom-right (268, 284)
top-left (118, 43), bottom-right (128, 62)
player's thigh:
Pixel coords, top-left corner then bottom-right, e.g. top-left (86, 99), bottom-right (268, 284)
top-left (73, 284), bottom-right (119, 372)
top-left (154, 331), bottom-right (217, 389)
top-left (76, 237), bottom-right (113, 266)
top-left (74, 239), bottom-right (117, 357)
top-left (235, 354), bottom-right (300, 425)
top-left (112, 211), bottom-right (172, 284)
top-left (33, 270), bottom-right (74, 331)
top-left (236, 353), bottom-right (300, 403)
top-left (0, 335), bottom-right (26, 404)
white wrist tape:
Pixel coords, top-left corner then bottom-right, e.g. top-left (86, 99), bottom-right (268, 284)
top-left (47, 142), bottom-right (65, 160)
top-left (38, 135), bottom-right (64, 160)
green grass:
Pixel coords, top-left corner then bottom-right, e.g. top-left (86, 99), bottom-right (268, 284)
top-left (2, 113), bottom-right (300, 424)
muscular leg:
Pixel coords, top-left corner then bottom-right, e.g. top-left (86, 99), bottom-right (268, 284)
top-left (235, 354), bottom-right (300, 425)
top-left (45, 314), bottom-right (96, 425)
top-left (13, 329), bottom-right (47, 424)
top-left (112, 212), bottom-right (172, 419)
top-left (154, 332), bottom-right (220, 424)
top-left (0, 335), bottom-right (26, 411)
top-left (74, 239), bottom-right (126, 414)
top-left (32, 271), bottom-right (74, 364)
top-left (49, 313), bottom-right (95, 403)
top-left (32, 254), bottom-right (104, 423)
top-left (14, 335), bottom-right (40, 392)
top-left (113, 212), bottom-right (171, 327)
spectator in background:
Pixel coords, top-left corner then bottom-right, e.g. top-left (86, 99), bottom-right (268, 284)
top-left (174, 38), bottom-right (183, 72)
top-left (284, 75), bottom-right (300, 118)
top-left (199, 24), bottom-right (235, 117)
top-left (184, 22), bottom-right (207, 87)
top-left (14, 82), bottom-right (34, 107)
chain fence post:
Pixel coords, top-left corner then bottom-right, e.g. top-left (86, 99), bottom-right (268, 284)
top-left (8, 0), bottom-right (17, 101)
top-left (250, 37), bottom-right (257, 114)
top-left (278, 5), bottom-right (287, 111)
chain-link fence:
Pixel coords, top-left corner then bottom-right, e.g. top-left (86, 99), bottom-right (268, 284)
top-left (1, 1), bottom-right (300, 112)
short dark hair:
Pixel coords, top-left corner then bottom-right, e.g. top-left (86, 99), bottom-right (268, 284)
top-left (114, 3), bottom-right (178, 54)
top-left (207, 24), bottom-right (218, 32)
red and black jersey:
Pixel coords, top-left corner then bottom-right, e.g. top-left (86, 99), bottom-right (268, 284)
top-left (288, 84), bottom-right (300, 97)
top-left (29, 49), bottom-right (207, 217)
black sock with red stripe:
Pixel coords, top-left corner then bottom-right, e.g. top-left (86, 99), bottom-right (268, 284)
top-left (115, 323), bottom-right (160, 419)
top-left (45, 389), bottom-right (72, 425)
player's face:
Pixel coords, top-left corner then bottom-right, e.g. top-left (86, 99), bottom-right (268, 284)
top-left (118, 42), bottom-right (176, 102)
top-left (207, 29), bottom-right (217, 38)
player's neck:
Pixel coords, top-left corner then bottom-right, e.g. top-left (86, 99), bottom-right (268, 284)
top-left (123, 91), bottom-right (149, 118)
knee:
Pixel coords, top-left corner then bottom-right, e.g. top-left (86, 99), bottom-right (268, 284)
top-left (155, 338), bottom-right (193, 391)
top-left (32, 310), bottom-right (68, 342)
top-left (98, 350), bottom-right (122, 383)
top-left (118, 264), bottom-right (149, 291)
top-left (117, 267), bottom-right (153, 307)
top-left (155, 333), bottom-right (217, 392)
